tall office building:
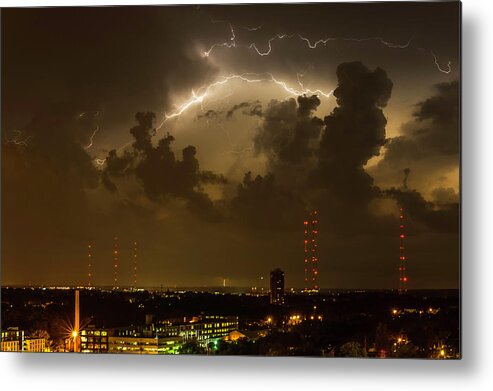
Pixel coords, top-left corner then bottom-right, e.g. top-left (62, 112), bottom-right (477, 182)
top-left (270, 268), bottom-right (285, 305)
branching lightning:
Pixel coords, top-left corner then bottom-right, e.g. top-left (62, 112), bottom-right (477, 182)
top-left (247, 34), bottom-right (413, 57)
top-left (93, 71), bottom-right (331, 166)
top-left (156, 72), bottom-right (334, 130)
top-left (203, 20), bottom-right (449, 74)
top-left (204, 22), bottom-right (237, 57)
top-left (92, 19), bottom-right (452, 166)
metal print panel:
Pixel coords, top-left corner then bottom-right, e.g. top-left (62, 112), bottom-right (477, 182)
top-left (1, 1), bottom-right (460, 358)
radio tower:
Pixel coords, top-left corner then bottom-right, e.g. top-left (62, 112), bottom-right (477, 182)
top-left (303, 210), bottom-right (319, 292)
top-left (133, 241), bottom-right (138, 289)
top-left (87, 244), bottom-right (93, 288)
top-left (399, 168), bottom-right (410, 293)
top-left (303, 220), bottom-right (309, 290)
top-left (113, 236), bottom-right (119, 290)
top-left (398, 208), bottom-right (408, 292)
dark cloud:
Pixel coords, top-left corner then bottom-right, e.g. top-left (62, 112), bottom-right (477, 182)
top-left (4, 104), bottom-right (100, 192)
top-left (234, 63), bottom-right (394, 235)
top-left (226, 100), bottom-right (263, 119)
top-left (197, 110), bottom-right (221, 120)
top-left (413, 81), bottom-right (460, 155)
top-left (239, 63), bottom-right (394, 234)
top-left (431, 186), bottom-right (459, 206)
top-left (254, 95), bottom-right (323, 169)
top-left (385, 188), bottom-right (459, 233)
top-left (3, 7), bottom-right (218, 134)
top-left (230, 172), bottom-right (306, 231)
top-left (313, 61), bottom-right (393, 205)
top-left (196, 101), bottom-right (262, 122)
top-left (102, 112), bottom-right (226, 220)
top-left (2, 104), bottom-right (102, 283)
top-left (248, 101), bottom-right (263, 117)
top-left (370, 81), bottom-right (459, 193)
top-left (403, 168), bottom-right (411, 190)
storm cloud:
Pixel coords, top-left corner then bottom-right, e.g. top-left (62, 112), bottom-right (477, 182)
top-left (252, 95), bottom-right (323, 190)
top-left (226, 100), bottom-right (263, 119)
top-left (2, 3), bottom-right (460, 289)
top-left (370, 81), bottom-right (460, 195)
top-left (103, 112), bottom-right (226, 220)
top-left (314, 61), bottom-right (392, 203)
top-left (230, 171), bottom-right (306, 231)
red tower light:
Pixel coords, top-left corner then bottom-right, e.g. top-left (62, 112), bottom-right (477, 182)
top-left (113, 236), bottom-right (119, 290)
top-left (133, 241), bottom-right (138, 289)
top-left (303, 210), bottom-right (319, 293)
top-left (87, 243), bottom-right (93, 288)
top-left (398, 208), bottom-right (408, 293)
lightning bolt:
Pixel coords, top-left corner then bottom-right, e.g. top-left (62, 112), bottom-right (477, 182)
top-left (97, 21), bottom-right (450, 166)
top-left (431, 51), bottom-right (452, 74)
top-left (248, 34), bottom-right (294, 56)
top-left (84, 125), bottom-right (100, 150)
top-left (94, 71), bottom-right (333, 166)
top-left (79, 110), bottom-right (102, 150)
top-left (204, 21), bottom-right (237, 57)
top-left (202, 20), bottom-right (449, 74)
top-left (206, 32), bottom-right (413, 57)
top-left (156, 72), bottom-right (334, 130)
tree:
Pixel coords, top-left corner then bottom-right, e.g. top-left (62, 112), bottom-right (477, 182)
top-left (338, 341), bottom-right (367, 358)
top-left (394, 342), bottom-right (420, 358)
top-left (178, 341), bottom-right (206, 355)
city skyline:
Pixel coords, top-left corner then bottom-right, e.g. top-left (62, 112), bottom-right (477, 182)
top-left (2, 3), bottom-right (460, 289)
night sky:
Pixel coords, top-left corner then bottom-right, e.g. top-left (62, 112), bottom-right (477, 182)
top-left (1, 3), bottom-right (460, 289)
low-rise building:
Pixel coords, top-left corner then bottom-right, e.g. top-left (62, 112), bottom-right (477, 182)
top-left (153, 315), bottom-right (239, 344)
top-left (1, 327), bottom-right (25, 352)
top-left (108, 335), bottom-right (182, 354)
top-left (109, 315), bottom-right (239, 354)
top-left (80, 326), bottom-right (109, 353)
top-left (24, 338), bottom-right (47, 352)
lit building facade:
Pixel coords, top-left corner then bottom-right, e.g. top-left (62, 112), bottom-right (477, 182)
top-left (154, 315), bottom-right (239, 344)
top-left (1, 327), bottom-right (48, 352)
top-left (270, 268), bottom-right (285, 305)
top-left (108, 335), bottom-right (182, 354)
top-left (1, 327), bottom-right (24, 352)
top-left (24, 338), bottom-right (47, 352)
top-left (80, 326), bottom-right (109, 353)
top-left (109, 315), bottom-right (239, 353)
